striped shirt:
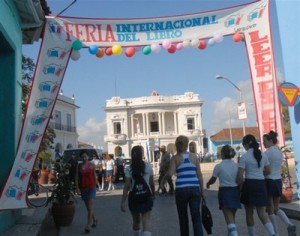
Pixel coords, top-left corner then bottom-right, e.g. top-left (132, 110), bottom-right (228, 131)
top-left (175, 152), bottom-right (200, 188)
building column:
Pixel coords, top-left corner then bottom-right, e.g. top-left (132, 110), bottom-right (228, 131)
top-left (195, 114), bottom-right (199, 129)
top-left (174, 112), bottom-right (178, 134)
top-left (130, 115), bottom-right (134, 138)
top-left (162, 112), bottom-right (165, 135)
top-left (142, 113), bottom-right (146, 136)
top-left (158, 112), bottom-right (162, 135)
top-left (145, 113), bottom-right (149, 135)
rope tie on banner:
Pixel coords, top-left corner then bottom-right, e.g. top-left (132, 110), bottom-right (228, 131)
top-left (55, 0), bottom-right (77, 18)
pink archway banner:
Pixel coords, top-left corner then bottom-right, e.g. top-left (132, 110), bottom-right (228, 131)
top-left (0, 0), bottom-right (283, 209)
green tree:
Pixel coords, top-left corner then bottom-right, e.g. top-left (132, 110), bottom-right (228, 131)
top-left (22, 56), bottom-right (35, 115)
top-left (22, 55), bottom-right (56, 167)
top-left (281, 105), bottom-right (291, 135)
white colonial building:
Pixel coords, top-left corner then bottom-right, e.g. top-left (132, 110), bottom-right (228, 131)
top-left (48, 92), bottom-right (79, 158)
top-left (104, 91), bottom-right (205, 160)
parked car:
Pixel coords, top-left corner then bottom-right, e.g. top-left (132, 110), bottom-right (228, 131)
top-left (62, 148), bottom-right (100, 163)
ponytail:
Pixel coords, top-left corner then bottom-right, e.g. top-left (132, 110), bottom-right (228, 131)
top-left (242, 134), bottom-right (262, 168)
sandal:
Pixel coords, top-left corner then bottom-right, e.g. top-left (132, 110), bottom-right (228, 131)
top-left (84, 226), bottom-right (91, 233)
top-left (91, 219), bottom-right (98, 228)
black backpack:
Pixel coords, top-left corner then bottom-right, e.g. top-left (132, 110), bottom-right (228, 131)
top-left (131, 175), bottom-right (152, 203)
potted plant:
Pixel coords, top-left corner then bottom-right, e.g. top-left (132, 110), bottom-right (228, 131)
top-left (47, 162), bottom-right (76, 226)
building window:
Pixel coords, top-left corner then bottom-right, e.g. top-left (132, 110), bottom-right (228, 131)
top-left (67, 113), bottom-right (72, 132)
top-left (114, 122), bottom-right (121, 134)
top-left (55, 110), bottom-right (61, 130)
top-left (150, 122), bottom-right (159, 132)
top-left (187, 117), bottom-right (195, 130)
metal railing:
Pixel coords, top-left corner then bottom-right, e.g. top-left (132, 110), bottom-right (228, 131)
top-left (48, 122), bottom-right (76, 132)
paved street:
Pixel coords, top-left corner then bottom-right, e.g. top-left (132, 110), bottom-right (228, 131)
top-left (3, 160), bottom-right (299, 236)
top-left (58, 163), bottom-right (299, 236)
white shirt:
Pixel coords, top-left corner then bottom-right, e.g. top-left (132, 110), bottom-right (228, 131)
top-left (106, 159), bottom-right (115, 171)
top-left (213, 159), bottom-right (238, 187)
top-left (238, 148), bottom-right (269, 180)
top-left (264, 145), bottom-right (284, 179)
top-left (92, 159), bottom-right (101, 169)
top-left (125, 162), bottom-right (153, 191)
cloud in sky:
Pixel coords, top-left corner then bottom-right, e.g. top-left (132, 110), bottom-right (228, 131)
top-left (208, 79), bottom-right (256, 136)
top-left (77, 118), bottom-right (107, 149)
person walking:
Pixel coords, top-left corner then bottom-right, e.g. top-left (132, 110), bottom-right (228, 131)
top-left (206, 145), bottom-right (241, 236)
top-left (157, 145), bottom-right (174, 195)
top-left (161, 135), bottom-right (204, 236)
top-left (237, 134), bottom-right (276, 236)
top-left (121, 146), bottom-right (155, 236)
top-left (106, 154), bottom-right (116, 191)
top-left (75, 149), bottom-right (98, 233)
top-left (91, 154), bottom-right (102, 191)
top-left (100, 152), bottom-right (108, 191)
top-left (263, 130), bottom-right (296, 236)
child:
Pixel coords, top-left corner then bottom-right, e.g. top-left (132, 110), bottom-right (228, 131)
top-left (206, 145), bottom-right (241, 236)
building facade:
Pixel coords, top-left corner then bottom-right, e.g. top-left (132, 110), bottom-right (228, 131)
top-left (48, 93), bottom-right (79, 158)
top-left (104, 91), bottom-right (205, 160)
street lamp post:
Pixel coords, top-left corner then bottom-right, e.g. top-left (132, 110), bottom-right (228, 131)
top-left (216, 75), bottom-right (246, 137)
top-left (228, 109), bottom-right (233, 146)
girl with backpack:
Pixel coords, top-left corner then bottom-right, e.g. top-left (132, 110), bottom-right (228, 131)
top-left (121, 146), bottom-right (155, 236)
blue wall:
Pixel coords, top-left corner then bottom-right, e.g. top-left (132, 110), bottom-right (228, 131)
top-left (0, 0), bottom-right (23, 233)
top-left (274, 0), bottom-right (300, 199)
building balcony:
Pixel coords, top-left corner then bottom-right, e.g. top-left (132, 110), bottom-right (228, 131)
top-left (184, 129), bottom-right (203, 137)
top-left (48, 122), bottom-right (76, 132)
top-left (104, 133), bottom-right (127, 144)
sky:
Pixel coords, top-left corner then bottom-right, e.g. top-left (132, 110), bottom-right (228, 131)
top-left (22, 0), bottom-right (284, 150)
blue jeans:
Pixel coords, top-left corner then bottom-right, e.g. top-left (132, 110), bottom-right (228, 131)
top-left (175, 186), bottom-right (204, 236)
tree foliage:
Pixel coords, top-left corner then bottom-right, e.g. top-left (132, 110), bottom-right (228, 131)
top-left (281, 105), bottom-right (291, 135)
top-left (22, 56), bottom-right (35, 115)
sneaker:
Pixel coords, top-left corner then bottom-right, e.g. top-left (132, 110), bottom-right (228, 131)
top-left (287, 224), bottom-right (296, 236)
top-left (107, 185), bottom-right (112, 191)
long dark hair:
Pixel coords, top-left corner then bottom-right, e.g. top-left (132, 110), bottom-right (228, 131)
top-left (131, 146), bottom-right (145, 180)
top-left (242, 134), bottom-right (262, 168)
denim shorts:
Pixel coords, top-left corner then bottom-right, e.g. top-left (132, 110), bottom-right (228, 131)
top-left (106, 170), bottom-right (113, 177)
top-left (80, 188), bottom-right (96, 201)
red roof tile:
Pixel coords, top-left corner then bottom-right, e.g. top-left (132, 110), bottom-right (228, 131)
top-left (210, 127), bottom-right (260, 142)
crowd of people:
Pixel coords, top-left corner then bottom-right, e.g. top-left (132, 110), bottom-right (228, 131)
top-left (64, 131), bottom-right (296, 236)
